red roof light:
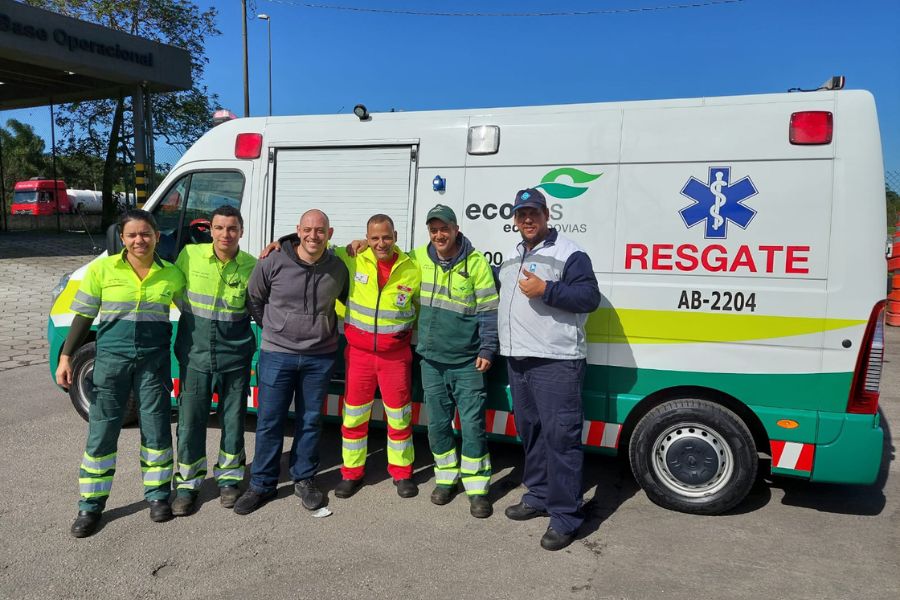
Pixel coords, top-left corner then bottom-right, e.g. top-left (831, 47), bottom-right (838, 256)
top-left (790, 111), bottom-right (833, 145)
top-left (235, 133), bottom-right (263, 159)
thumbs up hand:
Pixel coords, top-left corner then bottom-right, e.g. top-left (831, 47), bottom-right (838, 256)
top-left (518, 269), bottom-right (546, 298)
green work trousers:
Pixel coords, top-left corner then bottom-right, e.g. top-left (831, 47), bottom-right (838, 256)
top-left (174, 365), bottom-right (249, 496)
top-left (78, 350), bottom-right (173, 513)
top-left (420, 358), bottom-right (491, 496)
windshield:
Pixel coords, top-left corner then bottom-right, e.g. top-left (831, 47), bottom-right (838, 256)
top-left (13, 191), bottom-right (38, 204)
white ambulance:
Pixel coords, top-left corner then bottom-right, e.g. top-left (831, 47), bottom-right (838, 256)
top-left (49, 84), bottom-right (887, 514)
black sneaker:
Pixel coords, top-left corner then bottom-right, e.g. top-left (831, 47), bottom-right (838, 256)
top-left (171, 494), bottom-right (197, 517)
top-left (469, 495), bottom-right (493, 519)
top-left (504, 500), bottom-right (549, 521)
top-left (394, 478), bottom-right (418, 498)
top-left (294, 478), bottom-right (325, 510)
top-left (233, 489), bottom-right (276, 515)
top-left (219, 485), bottom-right (241, 509)
top-left (70, 510), bottom-right (101, 538)
top-left (148, 499), bottom-right (174, 523)
top-left (334, 478), bottom-right (364, 499)
top-left (430, 485), bottom-right (456, 506)
top-left (540, 526), bottom-right (577, 551)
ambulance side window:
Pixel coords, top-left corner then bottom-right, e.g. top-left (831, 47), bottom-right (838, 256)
top-left (151, 171), bottom-right (245, 261)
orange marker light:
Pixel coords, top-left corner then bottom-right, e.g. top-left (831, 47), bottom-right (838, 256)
top-left (776, 419), bottom-right (800, 429)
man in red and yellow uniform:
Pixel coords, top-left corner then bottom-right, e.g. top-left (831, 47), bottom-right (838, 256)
top-left (334, 214), bottom-right (421, 499)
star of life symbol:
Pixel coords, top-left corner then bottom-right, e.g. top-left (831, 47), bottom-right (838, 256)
top-left (679, 167), bottom-right (758, 239)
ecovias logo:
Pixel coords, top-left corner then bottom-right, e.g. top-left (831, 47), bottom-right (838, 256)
top-left (465, 167), bottom-right (603, 234)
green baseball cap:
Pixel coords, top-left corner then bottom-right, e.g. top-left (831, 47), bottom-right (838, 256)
top-left (425, 204), bottom-right (457, 225)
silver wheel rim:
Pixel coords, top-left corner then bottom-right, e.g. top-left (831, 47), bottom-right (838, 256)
top-left (651, 422), bottom-right (734, 498)
top-left (75, 359), bottom-right (95, 413)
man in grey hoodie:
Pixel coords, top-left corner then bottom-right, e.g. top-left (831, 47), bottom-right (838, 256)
top-left (234, 209), bottom-right (349, 515)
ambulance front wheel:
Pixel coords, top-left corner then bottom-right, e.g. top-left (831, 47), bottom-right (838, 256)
top-left (628, 398), bottom-right (757, 515)
top-left (68, 343), bottom-right (138, 427)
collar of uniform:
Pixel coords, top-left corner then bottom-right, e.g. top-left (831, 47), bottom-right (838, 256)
top-left (204, 242), bottom-right (248, 266)
top-left (517, 227), bottom-right (558, 255)
top-left (118, 248), bottom-right (165, 271)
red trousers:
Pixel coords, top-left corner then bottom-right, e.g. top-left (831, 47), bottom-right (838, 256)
top-left (340, 344), bottom-right (414, 480)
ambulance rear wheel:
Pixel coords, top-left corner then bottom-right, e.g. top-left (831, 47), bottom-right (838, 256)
top-left (69, 343), bottom-right (138, 427)
top-left (628, 398), bottom-right (757, 515)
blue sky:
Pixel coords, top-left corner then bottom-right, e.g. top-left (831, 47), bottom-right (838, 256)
top-left (5, 0), bottom-right (900, 171)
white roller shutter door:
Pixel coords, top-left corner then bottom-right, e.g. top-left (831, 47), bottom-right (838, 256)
top-left (272, 146), bottom-right (415, 246)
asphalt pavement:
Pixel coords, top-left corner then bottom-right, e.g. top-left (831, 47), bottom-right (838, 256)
top-left (0, 232), bottom-right (897, 600)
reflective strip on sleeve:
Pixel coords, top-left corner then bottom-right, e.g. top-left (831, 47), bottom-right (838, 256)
top-left (475, 298), bottom-right (500, 312)
top-left (474, 287), bottom-right (498, 299)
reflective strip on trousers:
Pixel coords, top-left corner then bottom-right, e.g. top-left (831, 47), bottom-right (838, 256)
top-left (435, 469), bottom-right (459, 486)
top-left (217, 449), bottom-right (244, 469)
top-left (386, 436), bottom-right (414, 467)
top-left (342, 401), bottom-right (373, 428)
top-left (79, 476), bottom-right (113, 498)
top-left (433, 448), bottom-right (458, 469)
top-left (462, 475), bottom-right (490, 495)
top-left (214, 466), bottom-right (244, 482)
top-left (175, 457), bottom-right (207, 490)
top-left (80, 451), bottom-right (117, 474)
top-left (460, 454), bottom-right (491, 475)
top-left (342, 436), bottom-right (368, 468)
top-left (384, 403), bottom-right (411, 430)
top-left (142, 466), bottom-right (174, 486)
top-left (140, 446), bottom-right (174, 466)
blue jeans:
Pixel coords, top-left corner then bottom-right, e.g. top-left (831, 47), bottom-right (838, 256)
top-left (250, 349), bottom-right (336, 493)
top-left (507, 357), bottom-right (586, 535)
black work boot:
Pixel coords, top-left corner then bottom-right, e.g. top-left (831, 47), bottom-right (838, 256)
top-left (219, 485), bottom-right (241, 509)
top-left (504, 499), bottom-right (549, 521)
top-left (334, 478), bottom-right (364, 499)
top-left (70, 511), bottom-right (101, 538)
top-left (394, 478), bottom-right (418, 498)
top-left (540, 526), bottom-right (577, 551)
top-left (171, 494), bottom-right (197, 517)
top-left (148, 499), bottom-right (173, 523)
top-left (233, 489), bottom-right (277, 515)
top-left (430, 485), bottom-right (456, 506)
top-left (294, 477), bottom-right (325, 510)
top-left (469, 495), bottom-right (493, 519)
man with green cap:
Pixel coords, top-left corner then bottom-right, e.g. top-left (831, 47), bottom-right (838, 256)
top-left (410, 204), bottom-right (499, 518)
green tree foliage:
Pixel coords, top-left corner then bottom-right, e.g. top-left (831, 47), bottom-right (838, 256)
top-left (0, 120), bottom-right (48, 208)
top-left (888, 187), bottom-right (900, 235)
top-left (24, 1), bottom-right (220, 227)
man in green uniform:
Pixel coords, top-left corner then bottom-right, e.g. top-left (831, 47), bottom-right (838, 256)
top-left (171, 205), bottom-right (257, 515)
top-left (411, 205), bottom-right (499, 518)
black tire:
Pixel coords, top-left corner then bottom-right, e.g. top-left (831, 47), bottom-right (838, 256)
top-left (68, 343), bottom-right (138, 427)
top-left (628, 398), bottom-right (757, 515)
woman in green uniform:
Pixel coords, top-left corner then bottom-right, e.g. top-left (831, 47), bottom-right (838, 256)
top-left (56, 209), bottom-right (185, 538)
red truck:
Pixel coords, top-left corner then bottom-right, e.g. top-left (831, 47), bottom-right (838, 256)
top-left (10, 178), bottom-right (104, 215)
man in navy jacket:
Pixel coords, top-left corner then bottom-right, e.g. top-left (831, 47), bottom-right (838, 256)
top-left (497, 188), bottom-right (601, 551)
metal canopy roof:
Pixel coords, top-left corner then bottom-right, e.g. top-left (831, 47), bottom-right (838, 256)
top-left (0, 0), bottom-right (191, 109)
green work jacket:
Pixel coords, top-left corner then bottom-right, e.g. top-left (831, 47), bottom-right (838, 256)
top-left (71, 250), bottom-right (185, 358)
top-left (174, 243), bottom-right (257, 373)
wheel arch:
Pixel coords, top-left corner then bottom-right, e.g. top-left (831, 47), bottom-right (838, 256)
top-left (618, 385), bottom-right (769, 460)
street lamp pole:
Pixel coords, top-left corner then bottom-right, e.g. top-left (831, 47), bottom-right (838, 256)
top-left (258, 14), bottom-right (272, 116)
top-left (241, 0), bottom-right (250, 117)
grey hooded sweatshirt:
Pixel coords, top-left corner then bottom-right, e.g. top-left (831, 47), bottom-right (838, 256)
top-left (247, 238), bottom-right (349, 354)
